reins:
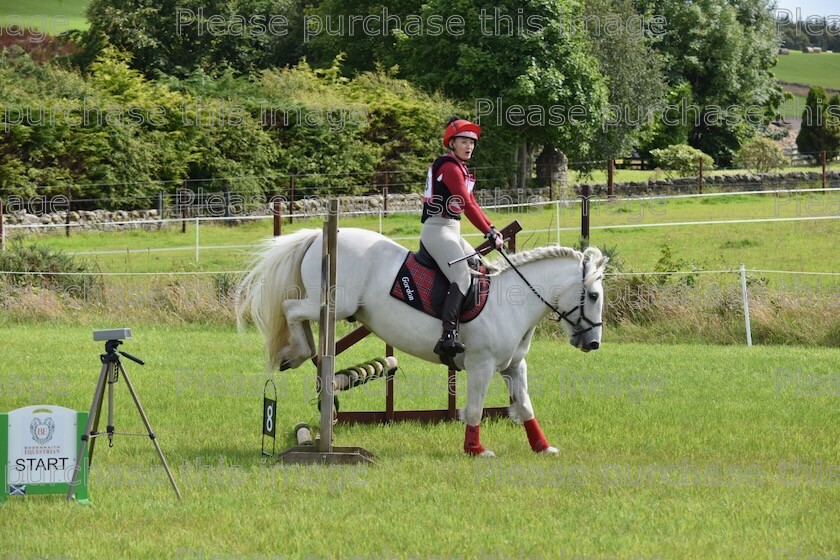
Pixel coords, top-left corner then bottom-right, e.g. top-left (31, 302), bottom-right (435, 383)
top-left (496, 248), bottom-right (603, 336)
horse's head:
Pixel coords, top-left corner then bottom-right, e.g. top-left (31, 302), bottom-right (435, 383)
top-left (557, 247), bottom-right (608, 352)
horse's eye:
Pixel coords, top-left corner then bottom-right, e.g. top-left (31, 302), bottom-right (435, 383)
top-left (588, 292), bottom-right (599, 302)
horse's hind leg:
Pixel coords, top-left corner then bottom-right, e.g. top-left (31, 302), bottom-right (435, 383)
top-left (502, 358), bottom-right (558, 455)
top-left (282, 298), bottom-right (319, 369)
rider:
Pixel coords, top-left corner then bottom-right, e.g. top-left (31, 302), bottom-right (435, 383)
top-left (421, 117), bottom-right (504, 359)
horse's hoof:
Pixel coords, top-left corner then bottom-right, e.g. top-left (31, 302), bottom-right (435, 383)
top-left (539, 446), bottom-right (559, 455)
top-left (478, 450), bottom-right (496, 458)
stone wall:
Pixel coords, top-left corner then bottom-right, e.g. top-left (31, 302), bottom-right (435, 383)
top-left (4, 209), bottom-right (162, 231)
top-left (580, 170), bottom-right (839, 197)
top-left (2, 171), bottom-right (836, 234)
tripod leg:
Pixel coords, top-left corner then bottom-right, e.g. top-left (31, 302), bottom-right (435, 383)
top-left (117, 361), bottom-right (182, 500)
top-left (88, 360), bottom-right (111, 466)
top-left (66, 360), bottom-right (109, 502)
top-left (107, 362), bottom-right (116, 447)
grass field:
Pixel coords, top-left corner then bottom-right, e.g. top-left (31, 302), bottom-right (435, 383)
top-left (10, 191), bottom-right (838, 279)
top-left (0, 324), bottom-right (837, 559)
top-left (778, 92), bottom-right (808, 120)
top-left (2, 191), bottom-right (837, 346)
top-left (0, 0), bottom-right (89, 31)
top-left (775, 51), bottom-right (840, 90)
top-left (0, 7), bottom-right (836, 557)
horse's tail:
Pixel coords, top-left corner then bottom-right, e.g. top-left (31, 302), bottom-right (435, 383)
top-left (237, 229), bottom-right (319, 371)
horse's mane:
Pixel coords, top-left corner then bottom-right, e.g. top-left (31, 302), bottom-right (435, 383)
top-left (483, 245), bottom-right (608, 288)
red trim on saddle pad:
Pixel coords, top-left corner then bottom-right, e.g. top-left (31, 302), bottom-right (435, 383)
top-left (389, 252), bottom-right (491, 322)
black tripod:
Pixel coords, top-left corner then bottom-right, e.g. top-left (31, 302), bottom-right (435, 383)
top-left (66, 339), bottom-right (182, 502)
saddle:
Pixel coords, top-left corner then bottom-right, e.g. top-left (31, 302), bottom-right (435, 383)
top-left (389, 243), bottom-right (491, 323)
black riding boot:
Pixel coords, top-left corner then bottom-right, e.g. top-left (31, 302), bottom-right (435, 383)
top-left (434, 283), bottom-right (467, 357)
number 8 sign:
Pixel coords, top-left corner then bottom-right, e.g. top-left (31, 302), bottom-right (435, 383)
top-left (262, 380), bottom-right (277, 457)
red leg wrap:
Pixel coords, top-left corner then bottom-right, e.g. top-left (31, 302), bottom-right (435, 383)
top-left (464, 425), bottom-right (486, 455)
top-left (524, 418), bottom-right (550, 452)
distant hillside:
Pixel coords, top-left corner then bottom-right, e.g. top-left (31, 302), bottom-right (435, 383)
top-left (774, 51), bottom-right (840, 90)
top-left (0, 0), bottom-right (89, 31)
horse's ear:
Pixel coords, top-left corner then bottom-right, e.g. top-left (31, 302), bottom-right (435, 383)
top-left (595, 256), bottom-right (609, 271)
top-left (582, 247), bottom-right (604, 265)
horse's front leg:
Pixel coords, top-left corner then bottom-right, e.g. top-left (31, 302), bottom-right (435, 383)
top-left (459, 358), bottom-right (497, 457)
top-left (502, 358), bottom-right (558, 455)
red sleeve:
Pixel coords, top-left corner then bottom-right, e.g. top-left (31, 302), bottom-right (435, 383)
top-left (440, 162), bottom-right (492, 234)
top-left (465, 192), bottom-right (492, 234)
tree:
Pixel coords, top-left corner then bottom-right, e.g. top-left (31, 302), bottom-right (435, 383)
top-left (777, 15), bottom-right (840, 52)
top-left (83, 0), bottom-right (306, 77)
top-left (583, 0), bottom-right (666, 162)
top-left (796, 87), bottom-right (840, 160)
top-left (639, 82), bottom-right (695, 154)
top-left (637, 0), bottom-right (784, 165)
top-left (650, 144), bottom-right (714, 177)
top-left (735, 136), bottom-right (788, 173)
top-left (307, 0), bottom-right (608, 188)
top-left (390, 0), bottom-right (609, 188)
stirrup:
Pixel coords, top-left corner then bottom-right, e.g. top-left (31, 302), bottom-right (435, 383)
top-left (434, 331), bottom-right (465, 357)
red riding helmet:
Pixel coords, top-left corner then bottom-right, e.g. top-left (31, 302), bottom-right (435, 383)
top-left (443, 119), bottom-right (481, 148)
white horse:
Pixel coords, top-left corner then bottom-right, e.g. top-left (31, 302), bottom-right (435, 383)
top-left (238, 228), bottom-right (608, 457)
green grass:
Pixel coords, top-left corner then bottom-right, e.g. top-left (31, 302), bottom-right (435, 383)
top-left (0, 324), bottom-right (837, 558)
top-left (3, 192), bottom-right (837, 347)
top-left (0, 0), bottom-right (90, 31)
top-left (8, 191), bottom-right (838, 281)
top-left (0, 0), bottom-right (89, 31)
top-left (570, 168), bottom-right (656, 185)
top-left (774, 51), bottom-right (840, 90)
top-left (778, 92), bottom-right (808, 120)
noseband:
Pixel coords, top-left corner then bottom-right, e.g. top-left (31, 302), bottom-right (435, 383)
top-left (498, 249), bottom-right (603, 337)
top-left (553, 263), bottom-right (603, 338)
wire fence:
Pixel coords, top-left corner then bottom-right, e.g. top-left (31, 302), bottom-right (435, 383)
top-left (2, 180), bottom-right (837, 347)
top-left (1, 263), bottom-right (836, 348)
top-left (2, 185), bottom-right (839, 258)
top-left (0, 148), bottom-right (836, 350)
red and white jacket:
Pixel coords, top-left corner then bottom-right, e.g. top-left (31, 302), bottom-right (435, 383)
top-left (421, 154), bottom-right (492, 235)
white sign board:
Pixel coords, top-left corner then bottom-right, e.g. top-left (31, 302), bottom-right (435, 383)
top-left (6, 405), bottom-right (79, 486)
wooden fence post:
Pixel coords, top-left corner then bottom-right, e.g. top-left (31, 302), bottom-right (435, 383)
top-left (157, 190), bottom-right (164, 224)
top-left (822, 150), bottom-right (827, 193)
top-left (272, 195), bottom-right (281, 237)
top-left (289, 175), bottom-right (295, 223)
top-left (581, 184), bottom-right (591, 246)
top-left (65, 185), bottom-right (71, 237)
top-left (180, 182), bottom-right (188, 234)
top-left (698, 157), bottom-right (704, 194)
top-left (383, 172), bottom-right (389, 217)
top-left (607, 159), bottom-right (615, 199)
top-left (0, 199), bottom-right (5, 252)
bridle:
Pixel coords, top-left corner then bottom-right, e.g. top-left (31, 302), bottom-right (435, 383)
top-left (497, 249), bottom-right (603, 338)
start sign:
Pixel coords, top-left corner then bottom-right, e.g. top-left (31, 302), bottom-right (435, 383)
top-left (1, 405), bottom-right (89, 504)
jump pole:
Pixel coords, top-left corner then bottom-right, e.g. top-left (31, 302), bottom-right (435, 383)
top-left (277, 199), bottom-right (374, 465)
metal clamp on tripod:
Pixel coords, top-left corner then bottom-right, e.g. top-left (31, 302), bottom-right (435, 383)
top-left (66, 329), bottom-right (182, 502)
